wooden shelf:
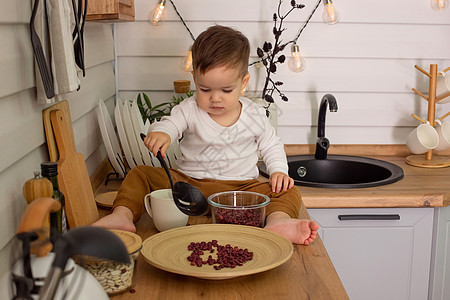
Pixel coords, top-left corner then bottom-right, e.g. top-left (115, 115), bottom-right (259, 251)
top-left (86, 0), bottom-right (135, 22)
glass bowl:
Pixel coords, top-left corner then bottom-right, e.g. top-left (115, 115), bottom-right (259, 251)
top-left (207, 191), bottom-right (270, 227)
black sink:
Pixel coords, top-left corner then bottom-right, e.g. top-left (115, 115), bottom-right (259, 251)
top-left (259, 155), bottom-right (404, 189)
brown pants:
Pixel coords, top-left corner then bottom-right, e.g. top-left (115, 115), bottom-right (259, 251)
top-left (113, 165), bottom-right (301, 222)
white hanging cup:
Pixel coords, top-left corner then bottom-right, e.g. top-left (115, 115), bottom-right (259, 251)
top-left (435, 119), bottom-right (450, 151)
top-left (436, 71), bottom-right (450, 103)
top-left (406, 121), bottom-right (439, 154)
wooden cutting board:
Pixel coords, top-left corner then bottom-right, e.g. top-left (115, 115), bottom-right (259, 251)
top-left (42, 100), bottom-right (75, 162)
top-left (50, 109), bottom-right (99, 228)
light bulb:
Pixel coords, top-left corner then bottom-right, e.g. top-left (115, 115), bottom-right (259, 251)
top-left (322, 0), bottom-right (340, 25)
top-left (148, 0), bottom-right (166, 25)
top-left (288, 44), bottom-right (306, 73)
top-left (180, 50), bottom-right (193, 72)
top-left (430, 0), bottom-right (448, 11)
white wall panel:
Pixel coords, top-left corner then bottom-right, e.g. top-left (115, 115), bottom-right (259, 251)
top-left (116, 22), bottom-right (450, 59)
top-left (134, 0), bottom-right (450, 24)
top-left (117, 0), bottom-right (450, 146)
top-left (275, 92), bottom-right (431, 126)
top-left (277, 126), bottom-right (414, 145)
top-left (117, 90), bottom-right (440, 128)
top-left (117, 56), bottom-right (446, 94)
top-left (0, 25), bottom-right (34, 98)
top-left (0, 90), bottom-right (45, 173)
top-left (118, 90), bottom-right (174, 105)
top-left (0, 0), bottom-right (30, 24)
top-left (84, 23), bottom-right (115, 68)
top-left (65, 63), bottom-right (116, 121)
top-left (73, 109), bottom-right (102, 160)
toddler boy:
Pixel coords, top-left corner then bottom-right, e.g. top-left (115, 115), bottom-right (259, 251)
top-left (94, 25), bottom-right (318, 245)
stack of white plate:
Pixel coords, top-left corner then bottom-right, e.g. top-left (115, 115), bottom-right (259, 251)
top-left (97, 99), bottom-right (126, 178)
top-left (114, 99), bottom-right (136, 170)
top-left (104, 98), bottom-right (182, 172)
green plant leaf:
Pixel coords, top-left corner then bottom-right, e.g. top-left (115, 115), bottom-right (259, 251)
top-left (136, 94), bottom-right (150, 123)
top-left (143, 93), bottom-right (151, 105)
top-left (134, 90), bottom-right (192, 124)
top-left (150, 102), bottom-right (171, 111)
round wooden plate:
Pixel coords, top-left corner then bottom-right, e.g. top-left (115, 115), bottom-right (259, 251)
top-left (140, 224), bottom-right (293, 280)
top-left (109, 229), bottom-right (142, 254)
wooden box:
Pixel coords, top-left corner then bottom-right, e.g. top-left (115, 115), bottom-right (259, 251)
top-left (86, 0), bottom-right (135, 22)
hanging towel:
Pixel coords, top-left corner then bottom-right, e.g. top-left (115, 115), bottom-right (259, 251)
top-left (34, 0), bottom-right (80, 104)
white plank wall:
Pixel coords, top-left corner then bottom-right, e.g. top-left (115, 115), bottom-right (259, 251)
top-left (116, 0), bottom-right (450, 144)
top-left (0, 0), bottom-right (116, 277)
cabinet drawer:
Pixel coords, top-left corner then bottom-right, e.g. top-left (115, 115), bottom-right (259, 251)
top-left (309, 207), bottom-right (430, 227)
top-left (308, 207), bottom-right (434, 300)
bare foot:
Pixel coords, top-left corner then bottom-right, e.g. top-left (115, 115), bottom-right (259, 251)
top-left (92, 206), bottom-right (136, 233)
top-left (265, 212), bottom-right (319, 245)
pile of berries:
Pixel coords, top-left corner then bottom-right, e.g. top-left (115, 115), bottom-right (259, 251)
top-left (214, 208), bottom-right (263, 227)
top-left (187, 240), bottom-right (253, 270)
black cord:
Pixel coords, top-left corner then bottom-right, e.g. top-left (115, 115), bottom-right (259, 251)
top-left (286, 0), bottom-right (322, 45)
top-left (249, 0), bottom-right (322, 67)
top-left (168, 0), bottom-right (196, 41)
top-left (167, 0), bottom-right (320, 53)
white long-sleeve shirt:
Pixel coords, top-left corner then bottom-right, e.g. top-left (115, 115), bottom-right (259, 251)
top-left (149, 96), bottom-right (288, 180)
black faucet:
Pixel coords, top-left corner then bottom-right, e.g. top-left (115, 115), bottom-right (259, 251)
top-left (315, 94), bottom-right (338, 160)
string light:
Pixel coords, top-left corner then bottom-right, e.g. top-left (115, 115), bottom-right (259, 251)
top-left (430, 0), bottom-right (448, 11)
top-left (149, 0), bottom-right (166, 25)
top-left (181, 49), bottom-right (193, 72)
top-left (322, 0), bottom-right (340, 25)
top-left (278, 0), bottom-right (321, 73)
top-left (288, 44), bottom-right (306, 72)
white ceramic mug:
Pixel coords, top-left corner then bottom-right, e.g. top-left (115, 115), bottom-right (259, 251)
top-left (144, 189), bottom-right (188, 232)
top-left (406, 121), bottom-right (439, 154)
top-left (436, 71), bottom-right (450, 103)
top-left (435, 120), bottom-right (450, 151)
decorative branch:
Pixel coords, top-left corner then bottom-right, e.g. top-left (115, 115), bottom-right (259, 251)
top-left (255, 0), bottom-right (321, 116)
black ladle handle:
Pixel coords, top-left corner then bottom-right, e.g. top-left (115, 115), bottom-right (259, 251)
top-left (156, 151), bottom-right (174, 190)
top-left (140, 133), bottom-right (174, 189)
top-left (140, 134), bottom-right (208, 216)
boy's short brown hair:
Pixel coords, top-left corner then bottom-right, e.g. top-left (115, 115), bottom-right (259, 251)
top-left (192, 25), bottom-right (250, 77)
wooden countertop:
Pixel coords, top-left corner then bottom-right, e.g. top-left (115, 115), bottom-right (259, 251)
top-left (106, 205), bottom-right (348, 300)
top-left (296, 155), bottom-right (450, 208)
top-left (93, 145), bottom-right (448, 299)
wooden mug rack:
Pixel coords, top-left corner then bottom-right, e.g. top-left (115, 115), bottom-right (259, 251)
top-left (406, 64), bottom-right (450, 168)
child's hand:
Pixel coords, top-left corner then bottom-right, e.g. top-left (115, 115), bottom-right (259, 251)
top-left (269, 172), bottom-right (294, 193)
top-left (143, 132), bottom-right (171, 157)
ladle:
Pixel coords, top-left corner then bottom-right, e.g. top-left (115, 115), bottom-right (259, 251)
top-left (140, 134), bottom-right (208, 216)
top-left (39, 226), bottom-right (130, 300)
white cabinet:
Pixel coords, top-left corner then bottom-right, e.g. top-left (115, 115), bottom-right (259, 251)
top-left (429, 205), bottom-right (450, 300)
top-left (308, 207), bottom-right (434, 300)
